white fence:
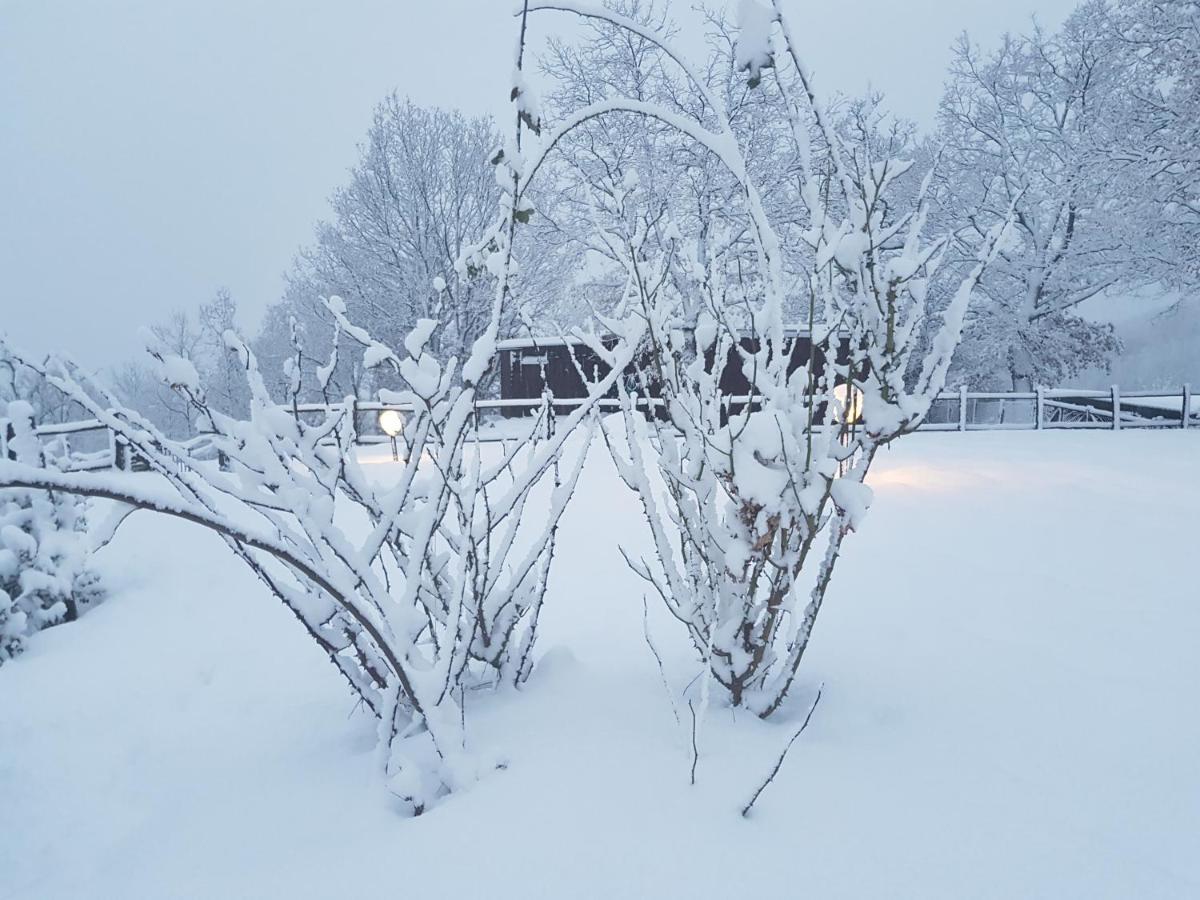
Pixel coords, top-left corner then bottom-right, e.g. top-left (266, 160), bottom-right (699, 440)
top-left (3, 385), bottom-right (1196, 472)
top-left (920, 385), bottom-right (1197, 432)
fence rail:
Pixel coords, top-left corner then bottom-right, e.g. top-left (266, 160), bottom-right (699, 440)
top-left (3, 384), bottom-right (1195, 472)
top-left (920, 385), bottom-right (1197, 432)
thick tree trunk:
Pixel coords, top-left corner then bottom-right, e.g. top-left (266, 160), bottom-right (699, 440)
top-left (1008, 341), bottom-right (1035, 392)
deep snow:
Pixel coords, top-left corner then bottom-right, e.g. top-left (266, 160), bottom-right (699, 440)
top-left (2, 431), bottom-right (1198, 899)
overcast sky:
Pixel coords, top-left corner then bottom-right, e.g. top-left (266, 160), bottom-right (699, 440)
top-left (1, 0), bottom-right (1080, 368)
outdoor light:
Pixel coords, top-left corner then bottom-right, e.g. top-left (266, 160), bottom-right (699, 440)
top-left (832, 382), bottom-right (863, 425)
top-left (379, 409), bottom-right (404, 437)
top-left (379, 409), bottom-right (405, 461)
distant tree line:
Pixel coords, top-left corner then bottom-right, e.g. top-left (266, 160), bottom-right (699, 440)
top-left (107, 0), bottom-right (1197, 431)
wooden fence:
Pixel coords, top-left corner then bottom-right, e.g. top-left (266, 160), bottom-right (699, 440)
top-left (3, 385), bottom-right (1196, 472)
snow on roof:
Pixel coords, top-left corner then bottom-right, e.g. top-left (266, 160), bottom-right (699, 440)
top-left (496, 326), bottom-right (817, 351)
top-left (495, 335), bottom-right (605, 350)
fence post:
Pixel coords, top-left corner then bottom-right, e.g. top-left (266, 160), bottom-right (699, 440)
top-left (1, 419), bottom-right (12, 461)
top-left (1035, 386), bottom-right (1044, 430)
top-left (958, 385), bottom-right (968, 432)
top-left (1184, 384), bottom-right (1192, 430)
top-left (1111, 384), bottom-right (1121, 431)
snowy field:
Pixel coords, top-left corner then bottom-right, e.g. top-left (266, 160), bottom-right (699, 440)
top-left (2, 431), bottom-right (1198, 900)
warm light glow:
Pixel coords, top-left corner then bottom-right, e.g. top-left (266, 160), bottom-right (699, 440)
top-left (866, 465), bottom-right (982, 492)
top-left (832, 383), bottom-right (863, 424)
top-left (378, 409), bottom-right (405, 437)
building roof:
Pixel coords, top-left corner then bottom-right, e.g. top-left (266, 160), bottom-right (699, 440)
top-left (496, 326), bottom-right (820, 351)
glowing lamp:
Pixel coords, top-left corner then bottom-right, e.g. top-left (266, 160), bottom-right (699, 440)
top-left (379, 409), bottom-right (405, 461)
top-left (379, 409), bottom-right (405, 437)
top-left (832, 383), bottom-right (863, 424)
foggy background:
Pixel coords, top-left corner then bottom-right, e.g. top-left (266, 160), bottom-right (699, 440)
top-left (1, 0), bottom-right (1079, 367)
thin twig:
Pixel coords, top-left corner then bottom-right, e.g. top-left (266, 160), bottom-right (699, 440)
top-left (642, 595), bottom-right (682, 731)
top-left (459, 684), bottom-right (467, 751)
top-left (741, 684), bottom-right (823, 818)
top-left (687, 698), bottom-right (700, 786)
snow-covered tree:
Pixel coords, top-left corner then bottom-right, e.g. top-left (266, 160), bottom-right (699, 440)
top-left (112, 289), bottom-right (250, 437)
top-left (1, 401), bottom-right (104, 664)
top-left (933, 4), bottom-right (1135, 389)
top-left (529, 0), bottom-right (1009, 717)
top-left (1, 349), bottom-right (87, 426)
top-left (537, 0), bottom-right (825, 327)
top-left (1110, 0), bottom-right (1200, 285)
top-left (262, 97), bottom-right (578, 400)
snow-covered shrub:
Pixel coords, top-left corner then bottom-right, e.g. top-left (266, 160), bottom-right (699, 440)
top-left (0, 401), bottom-right (103, 664)
top-left (534, 0), bottom-right (1010, 717)
top-left (0, 288), bottom-right (639, 811)
top-left (2, 309), bottom-right (634, 810)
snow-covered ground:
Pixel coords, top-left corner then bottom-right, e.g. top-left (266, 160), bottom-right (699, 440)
top-left (2, 431), bottom-right (1198, 899)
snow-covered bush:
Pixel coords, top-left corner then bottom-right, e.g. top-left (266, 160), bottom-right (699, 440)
top-left (1, 300), bottom-right (636, 811)
top-left (534, 0), bottom-right (1010, 717)
top-left (0, 401), bottom-right (103, 664)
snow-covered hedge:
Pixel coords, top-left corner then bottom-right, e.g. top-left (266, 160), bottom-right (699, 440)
top-left (0, 401), bottom-right (104, 664)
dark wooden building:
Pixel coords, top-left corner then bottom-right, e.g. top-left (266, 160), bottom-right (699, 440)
top-left (497, 330), bottom-right (855, 419)
top-left (497, 336), bottom-right (624, 414)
